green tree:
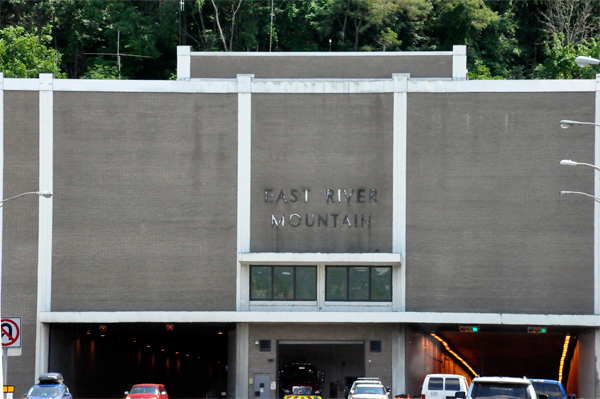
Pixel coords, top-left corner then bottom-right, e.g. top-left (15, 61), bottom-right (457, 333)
top-left (533, 34), bottom-right (600, 79)
top-left (0, 25), bottom-right (65, 78)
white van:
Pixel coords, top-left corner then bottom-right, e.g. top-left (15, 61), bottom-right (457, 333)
top-left (421, 374), bottom-right (469, 399)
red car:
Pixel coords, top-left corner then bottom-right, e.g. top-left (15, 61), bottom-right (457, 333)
top-left (125, 384), bottom-right (168, 399)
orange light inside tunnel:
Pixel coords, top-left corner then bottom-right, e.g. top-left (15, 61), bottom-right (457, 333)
top-left (431, 334), bottom-right (478, 377)
top-left (558, 335), bottom-right (571, 384)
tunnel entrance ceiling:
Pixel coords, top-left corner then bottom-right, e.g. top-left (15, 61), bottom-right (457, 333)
top-left (49, 323), bottom-right (234, 399)
top-left (433, 327), bottom-right (576, 380)
top-left (278, 343), bottom-right (365, 399)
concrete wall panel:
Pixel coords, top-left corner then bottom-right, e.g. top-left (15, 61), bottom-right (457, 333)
top-left (406, 92), bottom-right (595, 314)
top-left (191, 55), bottom-right (452, 79)
top-left (251, 94), bottom-right (393, 253)
top-left (3, 91), bottom-right (39, 393)
top-left (52, 92), bottom-right (238, 311)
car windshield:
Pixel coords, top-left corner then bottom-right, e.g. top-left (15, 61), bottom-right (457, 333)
top-left (130, 387), bottom-right (159, 395)
top-left (531, 382), bottom-right (564, 398)
top-left (355, 386), bottom-right (386, 395)
top-left (29, 387), bottom-right (61, 397)
top-left (282, 368), bottom-right (318, 384)
top-left (471, 382), bottom-right (530, 399)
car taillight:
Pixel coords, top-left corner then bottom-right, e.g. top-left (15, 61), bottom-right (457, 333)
top-left (422, 395), bottom-right (425, 399)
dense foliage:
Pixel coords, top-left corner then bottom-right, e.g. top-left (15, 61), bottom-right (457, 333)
top-left (0, 0), bottom-right (599, 80)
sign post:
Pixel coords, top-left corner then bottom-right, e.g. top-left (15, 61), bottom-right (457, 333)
top-left (1, 318), bottom-right (21, 390)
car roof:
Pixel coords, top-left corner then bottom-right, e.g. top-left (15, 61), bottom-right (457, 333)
top-left (132, 384), bottom-right (162, 387)
top-left (530, 379), bottom-right (560, 384)
top-left (425, 374), bottom-right (466, 378)
top-left (472, 377), bottom-right (531, 384)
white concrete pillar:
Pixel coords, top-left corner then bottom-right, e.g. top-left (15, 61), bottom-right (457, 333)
top-left (237, 74), bottom-right (253, 312)
top-left (392, 324), bottom-right (406, 396)
top-left (235, 323), bottom-right (249, 399)
top-left (35, 73), bottom-right (54, 379)
top-left (452, 45), bottom-right (467, 80)
top-left (176, 46), bottom-right (191, 80)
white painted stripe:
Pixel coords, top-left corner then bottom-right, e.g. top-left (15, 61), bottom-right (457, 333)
top-left (4, 79), bottom-right (40, 91)
top-left (251, 80), bottom-right (394, 93)
top-left (4, 77), bottom-right (595, 94)
top-left (52, 79), bottom-right (238, 93)
top-left (393, 74), bottom-right (408, 313)
top-left (238, 252), bottom-right (401, 265)
top-left (408, 79), bottom-right (596, 93)
top-left (237, 75), bottom-right (253, 312)
top-left (36, 73), bottom-right (53, 379)
top-left (190, 51), bottom-right (454, 57)
top-left (37, 311), bottom-right (600, 326)
top-left (595, 73), bottom-right (600, 315)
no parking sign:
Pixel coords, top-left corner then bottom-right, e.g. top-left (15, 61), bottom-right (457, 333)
top-left (1, 318), bottom-right (20, 348)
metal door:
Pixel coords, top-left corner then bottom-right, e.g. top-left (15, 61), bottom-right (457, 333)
top-left (253, 373), bottom-right (271, 399)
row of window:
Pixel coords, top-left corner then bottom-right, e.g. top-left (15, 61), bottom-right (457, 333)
top-left (250, 266), bottom-right (392, 302)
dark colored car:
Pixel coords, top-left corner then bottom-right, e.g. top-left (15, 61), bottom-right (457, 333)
top-left (530, 379), bottom-right (575, 399)
top-left (125, 384), bottom-right (168, 399)
top-left (24, 373), bottom-right (72, 399)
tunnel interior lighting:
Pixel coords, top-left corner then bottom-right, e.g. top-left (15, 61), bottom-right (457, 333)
top-left (459, 325), bottom-right (479, 333)
top-left (527, 326), bottom-right (547, 333)
top-left (218, 330), bottom-right (223, 335)
top-left (558, 335), bottom-right (571, 384)
top-left (431, 334), bottom-right (477, 377)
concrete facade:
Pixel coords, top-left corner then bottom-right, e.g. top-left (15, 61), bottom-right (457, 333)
top-left (0, 45), bottom-right (599, 398)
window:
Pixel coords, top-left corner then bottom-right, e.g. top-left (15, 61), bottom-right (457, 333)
top-left (428, 378), bottom-right (443, 391)
top-left (251, 266), bottom-right (317, 300)
top-left (325, 266), bottom-right (391, 301)
top-left (445, 378), bottom-right (460, 391)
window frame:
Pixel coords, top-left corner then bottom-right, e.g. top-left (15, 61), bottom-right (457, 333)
top-left (325, 266), bottom-right (392, 302)
top-left (250, 265), bottom-right (317, 301)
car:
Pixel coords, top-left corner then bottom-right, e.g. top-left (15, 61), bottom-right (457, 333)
top-left (530, 379), bottom-right (576, 399)
top-left (125, 384), bottom-right (169, 399)
top-left (23, 373), bottom-right (72, 399)
top-left (458, 376), bottom-right (537, 399)
top-left (420, 374), bottom-right (469, 399)
top-left (347, 378), bottom-right (389, 399)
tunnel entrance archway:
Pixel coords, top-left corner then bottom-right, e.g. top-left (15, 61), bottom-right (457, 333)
top-left (277, 342), bottom-right (365, 399)
top-left (49, 323), bottom-right (234, 398)
top-left (405, 325), bottom-right (581, 398)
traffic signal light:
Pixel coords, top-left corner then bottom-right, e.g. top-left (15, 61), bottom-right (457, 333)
top-left (527, 326), bottom-right (547, 333)
top-left (166, 324), bottom-right (174, 331)
top-left (459, 325), bottom-right (479, 332)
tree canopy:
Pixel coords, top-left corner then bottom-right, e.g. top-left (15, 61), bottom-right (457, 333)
top-left (0, 0), bottom-right (598, 80)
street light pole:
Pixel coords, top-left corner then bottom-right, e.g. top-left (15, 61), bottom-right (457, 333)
top-left (0, 191), bottom-right (52, 392)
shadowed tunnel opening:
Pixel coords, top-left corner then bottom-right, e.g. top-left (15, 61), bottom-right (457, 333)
top-left (48, 323), bottom-right (234, 399)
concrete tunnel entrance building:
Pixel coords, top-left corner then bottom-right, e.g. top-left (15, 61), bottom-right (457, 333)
top-left (1, 45), bottom-right (600, 398)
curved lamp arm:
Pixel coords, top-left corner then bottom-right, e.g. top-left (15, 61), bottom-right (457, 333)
top-left (560, 190), bottom-right (600, 203)
top-left (560, 120), bottom-right (600, 129)
top-left (560, 159), bottom-right (600, 172)
top-left (0, 191), bottom-right (53, 208)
